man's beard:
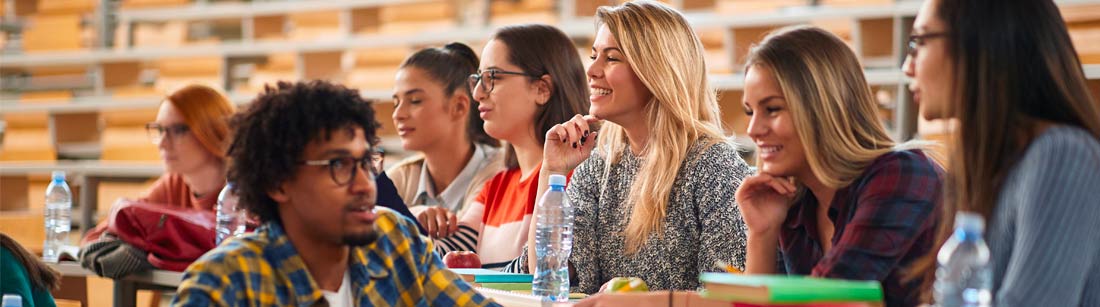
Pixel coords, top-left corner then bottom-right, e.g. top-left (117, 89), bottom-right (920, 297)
top-left (342, 197), bottom-right (378, 246)
top-left (341, 227), bottom-right (378, 246)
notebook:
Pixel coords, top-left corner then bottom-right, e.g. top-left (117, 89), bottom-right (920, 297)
top-left (699, 273), bottom-right (883, 304)
top-left (450, 268), bottom-right (534, 283)
top-left (473, 282), bottom-right (534, 291)
top-left (728, 302), bottom-right (881, 307)
top-left (475, 287), bottom-right (576, 307)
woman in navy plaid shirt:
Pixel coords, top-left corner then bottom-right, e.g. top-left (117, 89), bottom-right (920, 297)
top-left (735, 26), bottom-right (945, 307)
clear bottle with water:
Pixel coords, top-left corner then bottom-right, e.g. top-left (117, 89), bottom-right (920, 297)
top-left (533, 174), bottom-right (573, 302)
top-left (934, 212), bottom-right (993, 307)
top-left (215, 182), bottom-right (245, 245)
top-left (43, 171), bottom-right (71, 263)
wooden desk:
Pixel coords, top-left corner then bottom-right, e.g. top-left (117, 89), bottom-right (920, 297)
top-left (49, 262), bottom-right (182, 307)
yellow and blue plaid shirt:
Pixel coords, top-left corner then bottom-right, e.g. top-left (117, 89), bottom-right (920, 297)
top-left (172, 207), bottom-right (500, 307)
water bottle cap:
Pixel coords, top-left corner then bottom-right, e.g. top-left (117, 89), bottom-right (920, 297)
top-left (548, 174), bottom-right (567, 187)
top-left (2, 294), bottom-right (22, 307)
top-left (51, 171), bottom-right (66, 182)
top-left (955, 212), bottom-right (985, 233)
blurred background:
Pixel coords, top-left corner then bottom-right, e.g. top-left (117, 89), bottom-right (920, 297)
top-left (0, 0), bottom-right (1098, 305)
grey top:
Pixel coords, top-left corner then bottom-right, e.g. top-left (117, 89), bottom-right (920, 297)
top-left (515, 138), bottom-right (752, 294)
top-left (989, 125), bottom-right (1100, 307)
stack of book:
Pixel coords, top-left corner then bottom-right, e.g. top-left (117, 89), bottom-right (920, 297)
top-left (448, 269), bottom-right (587, 307)
top-left (449, 268), bottom-right (534, 291)
top-left (699, 273), bottom-right (884, 307)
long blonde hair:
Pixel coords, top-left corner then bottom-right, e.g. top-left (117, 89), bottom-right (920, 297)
top-left (595, 0), bottom-right (727, 253)
top-left (745, 25), bottom-right (917, 189)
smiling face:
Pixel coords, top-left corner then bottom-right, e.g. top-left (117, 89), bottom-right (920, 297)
top-left (392, 66), bottom-right (467, 152)
top-left (903, 0), bottom-right (954, 120)
top-left (154, 101), bottom-right (218, 175)
top-left (271, 127), bottom-right (379, 247)
top-left (743, 65), bottom-right (809, 178)
top-left (472, 39), bottom-right (544, 143)
top-left (587, 24), bottom-right (652, 123)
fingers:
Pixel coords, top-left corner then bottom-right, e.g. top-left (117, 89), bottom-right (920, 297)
top-left (417, 211), bottom-right (430, 232)
top-left (571, 114), bottom-right (592, 138)
top-left (563, 117), bottom-right (583, 149)
top-left (751, 174), bottom-right (797, 194)
top-left (417, 207), bottom-right (459, 238)
top-left (543, 114), bottom-right (604, 173)
top-left (763, 177), bottom-right (797, 197)
top-left (448, 212), bottom-right (459, 237)
top-left (549, 123), bottom-right (569, 144)
top-left (736, 173), bottom-right (798, 201)
top-left (423, 209), bottom-right (438, 238)
top-left (433, 209), bottom-right (450, 238)
top-left (424, 208), bottom-right (442, 238)
top-left (548, 115), bottom-right (598, 148)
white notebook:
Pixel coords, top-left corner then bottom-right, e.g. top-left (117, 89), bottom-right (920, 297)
top-left (475, 287), bottom-right (575, 307)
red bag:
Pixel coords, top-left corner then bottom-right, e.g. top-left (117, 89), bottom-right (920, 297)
top-left (107, 199), bottom-right (217, 271)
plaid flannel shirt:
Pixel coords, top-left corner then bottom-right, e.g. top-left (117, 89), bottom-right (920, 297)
top-left (172, 207), bottom-right (499, 307)
top-left (778, 150), bottom-right (944, 307)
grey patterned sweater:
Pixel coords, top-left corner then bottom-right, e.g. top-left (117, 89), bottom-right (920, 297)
top-left (514, 138), bottom-right (752, 294)
top-left (989, 125), bottom-right (1100, 307)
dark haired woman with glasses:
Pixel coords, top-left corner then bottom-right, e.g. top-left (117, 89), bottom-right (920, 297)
top-left (904, 0), bottom-right (1100, 305)
top-left (429, 24), bottom-right (589, 270)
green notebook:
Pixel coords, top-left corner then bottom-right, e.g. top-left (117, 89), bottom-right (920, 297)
top-left (699, 273), bottom-right (883, 304)
top-left (449, 268), bottom-right (534, 283)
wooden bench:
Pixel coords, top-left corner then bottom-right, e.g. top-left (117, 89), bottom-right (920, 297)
top-left (100, 106), bottom-right (159, 162)
top-left (491, 0), bottom-right (555, 26)
top-left (378, 1), bottom-right (456, 34)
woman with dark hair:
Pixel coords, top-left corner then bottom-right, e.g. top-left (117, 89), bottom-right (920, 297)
top-left (388, 43), bottom-right (504, 244)
top-left (2, 233), bottom-right (61, 307)
top-left (905, 0), bottom-right (1100, 305)
top-left (436, 24), bottom-right (590, 270)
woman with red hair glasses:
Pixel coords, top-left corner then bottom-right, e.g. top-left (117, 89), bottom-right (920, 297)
top-left (82, 85), bottom-right (236, 245)
top-left (79, 84), bottom-right (236, 276)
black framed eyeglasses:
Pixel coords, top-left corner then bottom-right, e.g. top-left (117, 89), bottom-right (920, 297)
top-left (467, 69), bottom-right (540, 95)
top-left (299, 155), bottom-right (379, 186)
top-left (906, 32), bottom-right (947, 57)
top-left (145, 123), bottom-right (190, 144)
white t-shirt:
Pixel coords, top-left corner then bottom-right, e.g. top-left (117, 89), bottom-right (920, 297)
top-left (320, 271), bottom-right (353, 307)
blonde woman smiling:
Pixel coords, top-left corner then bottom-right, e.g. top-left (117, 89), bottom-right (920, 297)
top-left (516, 0), bottom-right (751, 294)
top-left (736, 26), bottom-right (944, 307)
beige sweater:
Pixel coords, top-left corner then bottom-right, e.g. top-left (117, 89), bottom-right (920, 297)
top-left (386, 144), bottom-right (505, 217)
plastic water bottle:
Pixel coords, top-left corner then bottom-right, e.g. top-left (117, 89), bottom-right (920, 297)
top-left (215, 182), bottom-right (245, 245)
top-left (934, 212), bottom-right (992, 307)
top-left (533, 174), bottom-right (573, 302)
top-left (2, 294), bottom-right (23, 307)
top-left (43, 171), bottom-right (72, 263)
